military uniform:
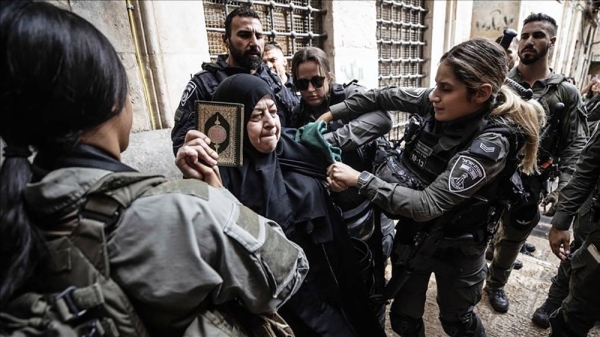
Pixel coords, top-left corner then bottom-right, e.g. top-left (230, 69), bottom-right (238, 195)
top-left (330, 86), bottom-right (523, 337)
top-left (549, 124), bottom-right (600, 336)
top-left (171, 55), bottom-right (299, 155)
top-left (585, 95), bottom-right (600, 131)
top-left (21, 145), bottom-right (308, 337)
top-left (486, 69), bottom-right (588, 302)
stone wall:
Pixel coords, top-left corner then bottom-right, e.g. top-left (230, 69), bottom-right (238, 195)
top-left (322, 1), bottom-right (379, 90)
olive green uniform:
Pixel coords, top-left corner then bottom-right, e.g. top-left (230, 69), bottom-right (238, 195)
top-left (24, 167), bottom-right (309, 337)
top-left (330, 86), bottom-right (520, 337)
top-left (549, 124), bottom-right (600, 336)
top-left (486, 69), bottom-right (588, 291)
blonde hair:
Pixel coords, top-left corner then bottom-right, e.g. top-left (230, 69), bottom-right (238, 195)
top-left (441, 38), bottom-right (545, 175)
top-left (490, 87), bottom-right (546, 175)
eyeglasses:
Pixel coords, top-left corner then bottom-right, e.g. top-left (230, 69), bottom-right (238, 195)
top-left (294, 76), bottom-right (326, 91)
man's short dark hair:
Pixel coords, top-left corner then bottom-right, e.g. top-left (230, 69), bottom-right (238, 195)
top-left (225, 7), bottom-right (261, 37)
top-left (523, 13), bottom-right (558, 36)
top-left (264, 40), bottom-right (283, 53)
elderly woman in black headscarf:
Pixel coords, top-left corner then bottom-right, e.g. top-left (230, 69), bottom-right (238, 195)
top-left (176, 74), bottom-right (385, 337)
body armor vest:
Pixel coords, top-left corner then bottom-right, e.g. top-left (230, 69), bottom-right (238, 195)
top-left (402, 112), bottom-right (489, 185)
top-left (382, 112), bottom-right (521, 238)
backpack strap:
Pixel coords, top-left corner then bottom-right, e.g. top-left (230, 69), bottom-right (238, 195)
top-left (1, 284), bottom-right (119, 337)
top-left (28, 172), bottom-right (168, 337)
top-left (72, 173), bottom-right (166, 278)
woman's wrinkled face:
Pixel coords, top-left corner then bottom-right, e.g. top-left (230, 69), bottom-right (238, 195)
top-left (247, 95), bottom-right (281, 153)
top-left (428, 61), bottom-right (485, 122)
top-left (296, 60), bottom-right (330, 107)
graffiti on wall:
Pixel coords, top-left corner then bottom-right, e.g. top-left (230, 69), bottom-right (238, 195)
top-left (470, 0), bottom-right (519, 40)
top-left (340, 61), bottom-right (364, 83)
top-left (475, 9), bottom-right (515, 33)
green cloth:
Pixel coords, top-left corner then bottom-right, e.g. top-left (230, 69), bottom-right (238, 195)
top-left (295, 121), bottom-right (342, 164)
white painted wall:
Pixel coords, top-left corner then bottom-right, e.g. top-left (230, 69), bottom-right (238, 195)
top-left (146, 1), bottom-right (211, 128)
top-left (323, 1), bottom-right (379, 90)
top-left (424, 0), bottom-right (448, 87)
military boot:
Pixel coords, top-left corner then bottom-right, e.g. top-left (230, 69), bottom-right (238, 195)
top-left (512, 259), bottom-right (523, 270)
top-left (485, 287), bottom-right (509, 313)
top-left (523, 242), bottom-right (536, 252)
top-left (532, 301), bottom-right (560, 329)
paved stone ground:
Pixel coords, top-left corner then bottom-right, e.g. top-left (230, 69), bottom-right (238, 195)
top-left (383, 216), bottom-right (600, 337)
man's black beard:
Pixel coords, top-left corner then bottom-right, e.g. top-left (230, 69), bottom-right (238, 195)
top-left (229, 43), bottom-right (262, 70)
top-left (519, 45), bottom-right (548, 65)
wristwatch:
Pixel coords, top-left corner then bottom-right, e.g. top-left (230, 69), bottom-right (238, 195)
top-left (357, 171), bottom-right (373, 189)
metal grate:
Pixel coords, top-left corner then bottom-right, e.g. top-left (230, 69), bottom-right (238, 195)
top-left (203, 0), bottom-right (326, 68)
top-left (377, 0), bottom-right (428, 140)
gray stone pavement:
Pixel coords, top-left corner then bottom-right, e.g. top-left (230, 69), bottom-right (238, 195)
top-left (384, 216), bottom-right (600, 337)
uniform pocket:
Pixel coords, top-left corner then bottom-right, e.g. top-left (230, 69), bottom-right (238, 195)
top-left (570, 243), bottom-right (600, 286)
top-left (223, 204), bottom-right (265, 253)
top-left (223, 203), bottom-right (307, 299)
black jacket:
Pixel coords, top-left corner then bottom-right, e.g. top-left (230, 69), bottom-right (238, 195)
top-left (170, 55), bottom-right (300, 155)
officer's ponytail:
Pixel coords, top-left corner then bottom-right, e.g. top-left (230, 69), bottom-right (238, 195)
top-left (490, 87), bottom-right (546, 175)
top-left (440, 38), bottom-right (545, 175)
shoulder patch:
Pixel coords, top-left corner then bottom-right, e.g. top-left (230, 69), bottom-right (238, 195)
top-left (180, 80), bottom-right (197, 106)
top-left (448, 155), bottom-right (486, 193)
top-left (468, 139), bottom-right (501, 162)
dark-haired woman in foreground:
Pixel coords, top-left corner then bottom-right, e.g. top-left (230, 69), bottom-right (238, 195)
top-left (0, 2), bottom-right (307, 336)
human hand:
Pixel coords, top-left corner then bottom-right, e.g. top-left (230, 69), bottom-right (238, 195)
top-left (317, 111), bottom-right (333, 124)
top-left (540, 190), bottom-right (559, 216)
top-left (327, 162), bottom-right (361, 188)
top-left (541, 190), bottom-right (558, 206)
top-left (175, 130), bottom-right (222, 187)
top-left (548, 226), bottom-right (570, 261)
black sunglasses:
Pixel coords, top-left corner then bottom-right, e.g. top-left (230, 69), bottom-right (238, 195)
top-left (294, 76), bottom-right (326, 91)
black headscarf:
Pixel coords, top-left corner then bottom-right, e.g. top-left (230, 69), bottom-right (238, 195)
top-left (215, 74), bottom-right (329, 235)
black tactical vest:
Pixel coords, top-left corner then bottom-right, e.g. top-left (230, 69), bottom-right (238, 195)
top-left (402, 111), bottom-right (489, 185)
top-left (396, 112), bottom-right (521, 237)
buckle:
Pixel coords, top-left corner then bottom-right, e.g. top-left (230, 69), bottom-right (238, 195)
top-left (81, 319), bottom-right (104, 337)
top-left (55, 286), bottom-right (87, 322)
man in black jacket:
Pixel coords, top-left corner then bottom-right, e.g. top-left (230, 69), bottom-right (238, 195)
top-left (171, 7), bottom-right (299, 155)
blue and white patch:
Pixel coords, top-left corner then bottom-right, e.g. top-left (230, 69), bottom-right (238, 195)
top-left (180, 81), bottom-right (197, 106)
top-left (448, 155), bottom-right (486, 193)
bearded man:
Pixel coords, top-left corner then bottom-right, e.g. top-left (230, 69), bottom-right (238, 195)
top-left (171, 7), bottom-right (298, 155)
top-left (484, 13), bottom-right (588, 323)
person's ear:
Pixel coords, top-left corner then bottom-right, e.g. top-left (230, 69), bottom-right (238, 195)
top-left (474, 84), bottom-right (493, 104)
top-left (283, 58), bottom-right (288, 67)
top-left (550, 36), bottom-right (556, 48)
top-left (222, 34), bottom-right (229, 47)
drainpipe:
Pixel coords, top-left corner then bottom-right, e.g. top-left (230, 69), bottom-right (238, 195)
top-left (126, 0), bottom-right (159, 130)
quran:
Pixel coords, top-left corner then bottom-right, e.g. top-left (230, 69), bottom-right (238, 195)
top-left (196, 101), bottom-right (244, 167)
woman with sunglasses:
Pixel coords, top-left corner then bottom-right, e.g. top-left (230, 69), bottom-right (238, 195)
top-left (325, 38), bottom-right (545, 337)
top-left (290, 47), bottom-right (396, 319)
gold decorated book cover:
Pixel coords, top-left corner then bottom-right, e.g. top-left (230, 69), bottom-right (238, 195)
top-left (196, 101), bottom-right (244, 167)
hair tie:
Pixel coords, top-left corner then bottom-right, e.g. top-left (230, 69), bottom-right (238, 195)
top-left (3, 145), bottom-right (32, 158)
